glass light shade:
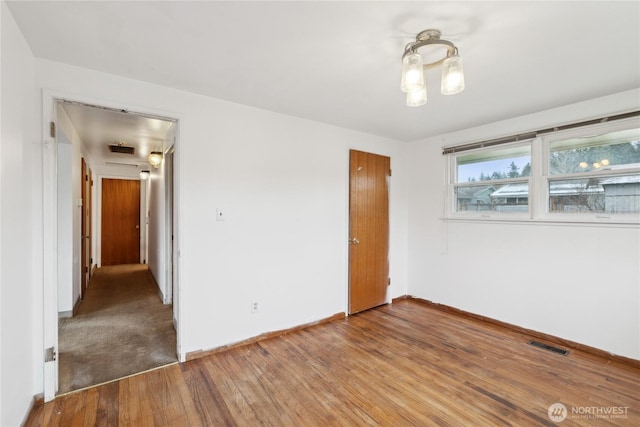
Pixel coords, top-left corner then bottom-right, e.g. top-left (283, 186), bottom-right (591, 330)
top-left (441, 54), bottom-right (465, 95)
top-left (139, 170), bottom-right (150, 180)
top-left (406, 86), bottom-right (427, 107)
top-left (148, 151), bottom-right (163, 167)
top-left (401, 52), bottom-right (425, 93)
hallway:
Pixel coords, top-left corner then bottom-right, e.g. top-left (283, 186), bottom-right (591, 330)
top-left (58, 264), bottom-right (177, 394)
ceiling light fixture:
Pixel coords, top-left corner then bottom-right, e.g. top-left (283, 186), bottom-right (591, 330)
top-left (148, 151), bottom-right (163, 168)
top-left (401, 29), bottom-right (465, 106)
top-left (139, 170), bottom-right (150, 180)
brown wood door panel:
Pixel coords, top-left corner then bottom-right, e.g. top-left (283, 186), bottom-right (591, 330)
top-left (88, 167), bottom-right (93, 277)
top-left (348, 150), bottom-right (390, 314)
top-left (101, 178), bottom-right (140, 266)
top-left (81, 159), bottom-right (87, 298)
top-left (81, 161), bottom-right (93, 298)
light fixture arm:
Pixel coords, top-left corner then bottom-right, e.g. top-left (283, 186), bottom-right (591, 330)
top-left (402, 29), bottom-right (457, 69)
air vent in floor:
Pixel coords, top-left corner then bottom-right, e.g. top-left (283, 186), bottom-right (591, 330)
top-left (528, 340), bottom-right (569, 356)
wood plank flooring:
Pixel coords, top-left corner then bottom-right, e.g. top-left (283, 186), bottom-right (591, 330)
top-left (25, 300), bottom-right (640, 426)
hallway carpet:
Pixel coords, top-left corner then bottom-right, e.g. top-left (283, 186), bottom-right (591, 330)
top-left (58, 264), bottom-right (177, 394)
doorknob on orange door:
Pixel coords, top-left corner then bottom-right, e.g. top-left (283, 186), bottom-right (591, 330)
top-left (349, 237), bottom-right (360, 245)
top-left (136, 225), bottom-right (140, 229)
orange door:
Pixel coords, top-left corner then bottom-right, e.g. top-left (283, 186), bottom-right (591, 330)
top-left (80, 159), bottom-right (93, 298)
top-left (101, 178), bottom-right (140, 266)
top-left (87, 167), bottom-right (93, 276)
top-left (81, 159), bottom-right (87, 298)
top-left (348, 150), bottom-right (390, 314)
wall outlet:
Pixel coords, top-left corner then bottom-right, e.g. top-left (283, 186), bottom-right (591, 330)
top-left (251, 301), bottom-right (259, 313)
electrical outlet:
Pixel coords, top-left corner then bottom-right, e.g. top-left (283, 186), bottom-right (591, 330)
top-left (251, 301), bottom-right (259, 313)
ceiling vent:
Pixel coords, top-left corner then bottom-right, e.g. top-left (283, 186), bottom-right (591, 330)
top-left (108, 142), bottom-right (135, 155)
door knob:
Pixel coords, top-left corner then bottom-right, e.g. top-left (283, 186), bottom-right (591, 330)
top-left (349, 237), bottom-right (360, 245)
top-left (136, 225), bottom-right (140, 229)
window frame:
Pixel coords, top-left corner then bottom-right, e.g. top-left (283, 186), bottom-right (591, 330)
top-left (539, 118), bottom-right (640, 223)
top-left (444, 116), bottom-right (640, 225)
top-left (446, 140), bottom-right (533, 220)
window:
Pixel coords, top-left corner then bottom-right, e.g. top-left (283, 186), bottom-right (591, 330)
top-left (445, 115), bottom-right (640, 223)
top-left (546, 127), bottom-right (640, 216)
top-left (452, 144), bottom-right (531, 215)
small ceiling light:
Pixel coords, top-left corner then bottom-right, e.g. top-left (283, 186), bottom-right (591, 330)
top-left (579, 162), bottom-right (589, 169)
top-left (148, 151), bottom-right (163, 168)
top-left (601, 159), bottom-right (610, 166)
top-left (406, 86), bottom-right (427, 107)
top-left (139, 170), bottom-right (150, 180)
top-left (401, 29), bottom-right (465, 106)
top-left (401, 52), bottom-right (425, 93)
top-left (441, 54), bottom-right (465, 95)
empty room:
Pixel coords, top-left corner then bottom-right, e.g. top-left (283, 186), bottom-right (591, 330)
top-left (1, 1), bottom-right (639, 426)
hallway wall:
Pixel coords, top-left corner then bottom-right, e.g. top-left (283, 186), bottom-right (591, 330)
top-left (55, 105), bottom-right (87, 314)
top-left (148, 123), bottom-right (176, 303)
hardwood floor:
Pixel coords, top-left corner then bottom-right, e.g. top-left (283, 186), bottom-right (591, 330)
top-left (25, 300), bottom-right (639, 426)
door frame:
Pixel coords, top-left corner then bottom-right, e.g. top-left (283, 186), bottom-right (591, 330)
top-left (41, 90), bottom-right (185, 401)
top-left (346, 149), bottom-right (391, 314)
top-left (95, 174), bottom-right (146, 267)
top-left (99, 177), bottom-right (142, 266)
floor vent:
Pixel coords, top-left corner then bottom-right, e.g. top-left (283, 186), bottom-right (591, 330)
top-left (528, 340), bottom-right (569, 356)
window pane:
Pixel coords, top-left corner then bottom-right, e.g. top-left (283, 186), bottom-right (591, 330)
top-left (455, 183), bottom-right (529, 212)
top-left (549, 175), bottom-right (640, 213)
top-left (457, 146), bottom-right (531, 182)
top-left (549, 128), bottom-right (640, 174)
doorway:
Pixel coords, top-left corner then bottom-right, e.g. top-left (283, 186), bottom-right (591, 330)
top-left (101, 178), bottom-right (141, 266)
top-left (348, 150), bottom-right (391, 314)
top-left (43, 94), bottom-right (181, 400)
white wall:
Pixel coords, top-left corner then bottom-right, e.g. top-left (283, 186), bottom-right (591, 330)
top-left (0, 2), bottom-right (40, 425)
top-left (146, 123), bottom-right (176, 304)
top-left (55, 105), bottom-right (87, 314)
top-left (34, 59), bottom-right (409, 359)
top-left (147, 128), bottom-right (169, 301)
top-left (56, 139), bottom-right (73, 313)
top-left (407, 89), bottom-right (640, 360)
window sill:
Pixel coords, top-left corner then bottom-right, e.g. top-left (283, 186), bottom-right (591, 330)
top-left (442, 215), bottom-right (640, 227)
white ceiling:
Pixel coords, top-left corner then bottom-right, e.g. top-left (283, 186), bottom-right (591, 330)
top-left (7, 1), bottom-right (640, 145)
top-left (59, 102), bottom-right (175, 168)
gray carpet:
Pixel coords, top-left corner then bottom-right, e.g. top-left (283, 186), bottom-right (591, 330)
top-left (58, 264), bottom-right (177, 394)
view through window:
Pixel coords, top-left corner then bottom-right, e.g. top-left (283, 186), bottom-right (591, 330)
top-left (446, 119), bottom-right (640, 221)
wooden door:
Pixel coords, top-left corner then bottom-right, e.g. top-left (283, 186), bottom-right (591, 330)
top-left (80, 160), bottom-right (93, 298)
top-left (101, 178), bottom-right (140, 266)
top-left (81, 159), bottom-right (87, 298)
top-left (87, 167), bottom-right (93, 276)
top-left (348, 150), bottom-right (390, 314)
